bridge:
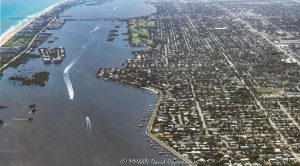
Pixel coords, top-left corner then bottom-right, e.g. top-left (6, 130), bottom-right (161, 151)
top-left (63, 17), bottom-right (125, 22)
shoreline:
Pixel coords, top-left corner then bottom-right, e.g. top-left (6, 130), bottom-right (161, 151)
top-left (0, 0), bottom-right (71, 47)
top-left (141, 86), bottom-right (158, 94)
top-left (2, 0), bottom-right (193, 164)
top-left (0, 17), bottom-right (57, 72)
top-left (144, 87), bottom-right (195, 166)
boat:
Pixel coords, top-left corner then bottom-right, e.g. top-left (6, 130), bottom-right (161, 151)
top-left (29, 104), bottom-right (36, 108)
top-left (30, 109), bottom-right (37, 113)
top-left (0, 105), bottom-right (8, 109)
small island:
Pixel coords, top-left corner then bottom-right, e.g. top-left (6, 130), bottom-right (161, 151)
top-left (38, 47), bottom-right (66, 64)
top-left (106, 25), bottom-right (120, 42)
top-left (9, 71), bottom-right (50, 86)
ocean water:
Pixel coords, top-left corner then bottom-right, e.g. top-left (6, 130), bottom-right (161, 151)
top-left (1, 0), bottom-right (63, 35)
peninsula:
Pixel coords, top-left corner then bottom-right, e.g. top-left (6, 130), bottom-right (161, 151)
top-left (98, 0), bottom-right (300, 165)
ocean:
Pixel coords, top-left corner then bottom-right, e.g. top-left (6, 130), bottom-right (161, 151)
top-left (1, 0), bottom-right (63, 35)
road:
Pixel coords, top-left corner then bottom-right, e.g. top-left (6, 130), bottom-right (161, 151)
top-left (213, 22), bottom-right (300, 162)
top-left (225, 7), bottom-right (300, 67)
top-left (0, 17), bottom-right (57, 72)
top-left (189, 78), bottom-right (210, 136)
top-left (146, 88), bottom-right (162, 133)
top-left (278, 101), bottom-right (300, 131)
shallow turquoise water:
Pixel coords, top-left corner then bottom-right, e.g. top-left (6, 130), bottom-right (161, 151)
top-left (1, 0), bottom-right (63, 35)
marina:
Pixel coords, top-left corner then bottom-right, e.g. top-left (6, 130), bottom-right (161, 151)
top-left (39, 47), bottom-right (66, 64)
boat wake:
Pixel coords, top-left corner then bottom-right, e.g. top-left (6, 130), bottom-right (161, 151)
top-left (86, 116), bottom-right (92, 136)
top-left (63, 25), bottom-right (99, 100)
top-left (91, 25), bottom-right (100, 32)
top-left (12, 118), bottom-right (27, 121)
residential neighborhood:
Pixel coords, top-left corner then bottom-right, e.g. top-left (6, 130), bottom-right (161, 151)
top-left (98, 0), bottom-right (300, 165)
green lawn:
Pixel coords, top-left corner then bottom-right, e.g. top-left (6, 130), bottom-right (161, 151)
top-left (254, 87), bottom-right (284, 94)
top-left (4, 36), bottom-right (30, 47)
top-left (128, 19), bottom-right (155, 46)
top-left (146, 39), bottom-right (153, 46)
top-left (131, 37), bottom-right (141, 45)
top-left (139, 29), bottom-right (149, 37)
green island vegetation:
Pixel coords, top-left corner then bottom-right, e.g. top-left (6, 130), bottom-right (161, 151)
top-left (106, 27), bottom-right (120, 42)
top-left (108, 29), bottom-right (119, 37)
top-left (254, 87), bottom-right (285, 94)
top-left (9, 71), bottom-right (50, 86)
top-left (10, 53), bottom-right (40, 68)
top-left (1, 34), bottom-right (39, 69)
top-left (3, 36), bottom-right (31, 48)
top-left (128, 19), bottom-right (155, 46)
top-left (0, 53), bottom-right (39, 70)
top-left (106, 37), bottom-right (116, 42)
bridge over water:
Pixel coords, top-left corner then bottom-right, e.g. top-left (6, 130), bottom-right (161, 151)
top-left (63, 17), bottom-right (125, 22)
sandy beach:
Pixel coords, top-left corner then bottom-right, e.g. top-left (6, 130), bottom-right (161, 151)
top-left (0, 22), bottom-right (31, 47)
top-left (0, 0), bottom-right (69, 47)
